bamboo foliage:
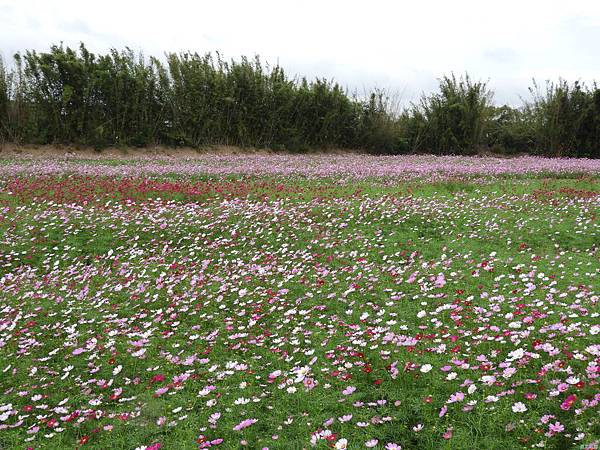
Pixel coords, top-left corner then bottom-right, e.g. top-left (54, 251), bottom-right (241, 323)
top-left (0, 44), bottom-right (599, 157)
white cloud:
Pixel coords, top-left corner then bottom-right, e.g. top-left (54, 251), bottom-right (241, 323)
top-left (1, 0), bottom-right (599, 105)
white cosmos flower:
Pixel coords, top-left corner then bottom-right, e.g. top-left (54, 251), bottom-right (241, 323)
top-left (512, 402), bottom-right (527, 413)
top-left (335, 438), bottom-right (348, 449)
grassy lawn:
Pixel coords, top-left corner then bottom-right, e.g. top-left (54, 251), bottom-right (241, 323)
top-left (0, 160), bottom-right (598, 449)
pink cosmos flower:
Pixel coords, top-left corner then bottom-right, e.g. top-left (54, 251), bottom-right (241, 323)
top-left (342, 386), bottom-right (356, 395)
top-left (540, 414), bottom-right (555, 424)
top-left (449, 392), bottom-right (464, 403)
top-left (439, 405), bottom-right (448, 418)
top-left (154, 387), bottom-right (169, 396)
top-left (548, 421), bottom-right (564, 434)
top-left (434, 273), bottom-right (446, 288)
top-left (233, 418), bottom-right (257, 431)
top-left (304, 378), bottom-right (316, 390)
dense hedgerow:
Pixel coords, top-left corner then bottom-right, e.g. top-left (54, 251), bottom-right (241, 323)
top-left (0, 43), bottom-right (599, 156)
top-left (0, 44), bottom-right (374, 151)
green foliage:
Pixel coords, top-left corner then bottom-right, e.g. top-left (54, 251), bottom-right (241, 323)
top-left (0, 44), bottom-right (391, 151)
top-left (358, 89), bottom-right (403, 153)
top-left (0, 57), bottom-right (8, 142)
top-left (13, 44), bottom-right (166, 147)
top-left (402, 74), bottom-right (494, 154)
top-left (485, 105), bottom-right (536, 154)
top-left (524, 79), bottom-right (600, 157)
top-left (1, 44), bottom-right (599, 156)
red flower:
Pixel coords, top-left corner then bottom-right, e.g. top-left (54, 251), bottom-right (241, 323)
top-left (560, 394), bottom-right (577, 410)
top-left (150, 374), bottom-right (165, 383)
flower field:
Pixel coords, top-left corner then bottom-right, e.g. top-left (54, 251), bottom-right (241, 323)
top-left (0, 155), bottom-right (599, 450)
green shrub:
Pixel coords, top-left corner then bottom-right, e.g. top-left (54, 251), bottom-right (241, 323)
top-left (405, 74), bottom-right (494, 154)
top-left (525, 79), bottom-right (600, 157)
top-left (1, 43), bottom-right (599, 157)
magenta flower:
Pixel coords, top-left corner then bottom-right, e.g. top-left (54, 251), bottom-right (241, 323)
top-left (561, 394), bottom-right (577, 411)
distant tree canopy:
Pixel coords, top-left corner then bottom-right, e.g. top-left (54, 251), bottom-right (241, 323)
top-left (0, 43), bottom-right (598, 157)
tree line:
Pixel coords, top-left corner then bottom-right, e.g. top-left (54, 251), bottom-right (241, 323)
top-left (0, 43), bottom-right (598, 157)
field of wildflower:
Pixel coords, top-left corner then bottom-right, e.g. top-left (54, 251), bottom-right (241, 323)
top-left (0, 154), bottom-right (599, 450)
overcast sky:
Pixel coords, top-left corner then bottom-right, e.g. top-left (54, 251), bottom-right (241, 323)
top-left (1, 0), bottom-right (599, 106)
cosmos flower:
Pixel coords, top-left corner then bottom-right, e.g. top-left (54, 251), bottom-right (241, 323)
top-left (512, 402), bottom-right (527, 413)
top-left (342, 386), bottom-right (356, 395)
top-left (420, 364), bottom-right (433, 373)
top-left (335, 438), bottom-right (348, 450)
top-left (1, 156), bottom-right (598, 449)
top-left (233, 418), bottom-right (257, 431)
